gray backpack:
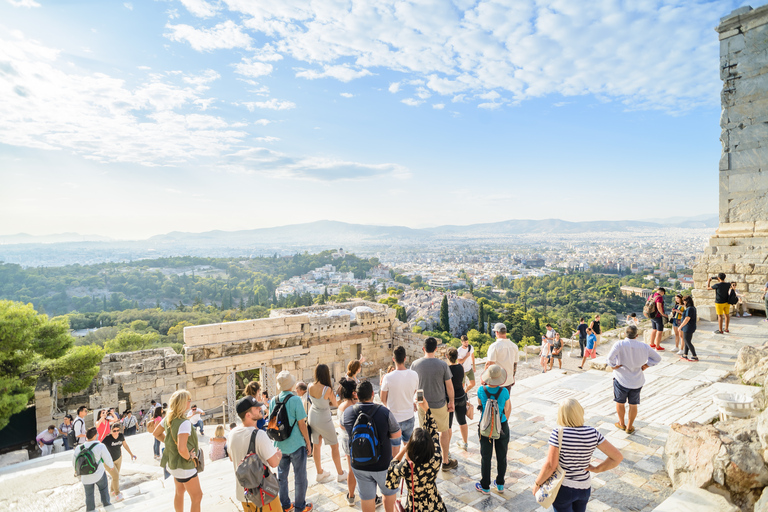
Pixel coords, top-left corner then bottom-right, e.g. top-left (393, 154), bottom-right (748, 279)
top-left (479, 386), bottom-right (502, 440)
top-left (235, 430), bottom-right (280, 506)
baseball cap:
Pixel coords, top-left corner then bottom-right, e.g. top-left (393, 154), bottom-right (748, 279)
top-left (492, 322), bottom-right (506, 333)
top-left (236, 396), bottom-right (264, 416)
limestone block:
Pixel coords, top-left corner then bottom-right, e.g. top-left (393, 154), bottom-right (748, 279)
top-left (698, 305), bottom-right (718, 322)
top-left (165, 354), bottom-right (183, 369)
top-left (193, 386), bottom-right (214, 401)
top-left (756, 487), bottom-right (768, 512)
top-left (742, 357), bottom-right (768, 385)
top-left (652, 485), bottom-right (739, 512)
top-left (155, 378), bottom-right (165, 387)
top-left (113, 372), bottom-right (136, 385)
top-left (736, 346), bottom-right (768, 375)
top-left (746, 274), bottom-right (768, 284)
top-left (129, 363), bottom-right (143, 373)
top-left (0, 450), bottom-right (29, 469)
top-left (750, 284), bottom-right (767, 292)
top-left (143, 356), bottom-right (164, 372)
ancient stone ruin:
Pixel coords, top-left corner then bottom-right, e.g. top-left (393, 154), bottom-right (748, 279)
top-left (693, 4), bottom-right (768, 318)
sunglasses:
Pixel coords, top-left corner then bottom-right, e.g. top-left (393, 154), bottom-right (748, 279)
top-left (112, 429), bottom-right (120, 432)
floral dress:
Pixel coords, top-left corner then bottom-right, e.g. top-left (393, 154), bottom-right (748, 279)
top-left (385, 409), bottom-right (447, 512)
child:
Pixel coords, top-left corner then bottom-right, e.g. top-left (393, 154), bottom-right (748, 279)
top-left (539, 336), bottom-right (551, 373)
top-left (578, 328), bottom-right (597, 369)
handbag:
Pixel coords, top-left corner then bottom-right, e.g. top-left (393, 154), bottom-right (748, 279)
top-left (394, 460), bottom-right (415, 512)
top-left (193, 448), bottom-right (205, 473)
top-left (535, 428), bottom-right (565, 508)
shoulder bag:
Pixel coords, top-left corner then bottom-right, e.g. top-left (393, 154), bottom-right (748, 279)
top-left (535, 428), bottom-right (565, 508)
top-left (395, 459), bottom-right (415, 512)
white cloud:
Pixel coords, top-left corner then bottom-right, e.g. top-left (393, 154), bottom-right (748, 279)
top-left (478, 102), bottom-right (502, 110)
top-left (182, 69), bottom-right (220, 88)
top-left (415, 87), bottom-right (431, 99)
top-left (234, 59), bottom-right (273, 77)
top-left (477, 91), bottom-right (500, 101)
top-left (340, 92), bottom-right (354, 98)
top-left (241, 99), bottom-right (296, 110)
top-left (254, 136), bottom-right (280, 142)
top-left (253, 119), bottom-right (271, 126)
top-left (401, 98), bottom-right (423, 107)
top-left (432, 103), bottom-right (444, 109)
top-left (7, 0), bottom-right (41, 7)
top-left (123, 2), bottom-right (133, 10)
top-left (388, 82), bottom-right (401, 93)
top-left (295, 64), bottom-right (372, 82)
top-left (164, 20), bottom-right (251, 52)
top-left (179, 0), bottom-right (219, 18)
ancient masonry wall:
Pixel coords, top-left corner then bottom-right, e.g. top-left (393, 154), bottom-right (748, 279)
top-left (693, 4), bottom-right (768, 315)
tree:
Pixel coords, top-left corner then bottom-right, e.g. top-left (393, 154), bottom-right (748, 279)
top-left (440, 295), bottom-right (450, 333)
top-left (478, 304), bottom-right (485, 333)
top-left (104, 329), bottom-right (160, 353)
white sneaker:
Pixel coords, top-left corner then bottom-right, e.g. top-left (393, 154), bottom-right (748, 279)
top-left (316, 471), bottom-right (333, 484)
top-left (336, 471), bottom-right (348, 482)
top-left (677, 350), bottom-right (685, 355)
top-left (114, 493), bottom-right (124, 502)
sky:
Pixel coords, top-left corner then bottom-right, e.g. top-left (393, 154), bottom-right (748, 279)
top-left (0, 0), bottom-right (747, 240)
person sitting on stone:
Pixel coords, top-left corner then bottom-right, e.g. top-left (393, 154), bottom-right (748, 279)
top-left (209, 425), bottom-right (228, 461)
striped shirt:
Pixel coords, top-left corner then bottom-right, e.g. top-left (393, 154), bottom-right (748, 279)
top-left (548, 426), bottom-right (605, 489)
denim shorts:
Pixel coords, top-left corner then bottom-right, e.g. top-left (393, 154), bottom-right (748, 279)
top-left (390, 417), bottom-right (415, 446)
top-left (613, 379), bottom-right (641, 405)
top-left (351, 468), bottom-right (397, 501)
top-left (651, 316), bottom-right (664, 331)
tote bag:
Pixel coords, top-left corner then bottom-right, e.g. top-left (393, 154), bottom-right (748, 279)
top-left (535, 428), bottom-right (565, 508)
top-left (394, 460), bottom-right (415, 512)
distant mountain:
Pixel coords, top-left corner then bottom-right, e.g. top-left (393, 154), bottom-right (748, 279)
top-left (642, 214), bottom-right (718, 226)
top-left (0, 233), bottom-right (113, 244)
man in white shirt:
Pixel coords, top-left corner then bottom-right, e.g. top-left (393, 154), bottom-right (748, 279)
top-left (74, 406), bottom-right (88, 446)
top-left (380, 346), bottom-right (419, 455)
top-left (73, 427), bottom-right (114, 512)
top-left (606, 325), bottom-right (662, 434)
top-left (457, 335), bottom-right (476, 392)
top-left (484, 323), bottom-right (519, 392)
top-left (187, 405), bottom-right (205, 435)
top-left (230, 396), bottom-right (281, 512)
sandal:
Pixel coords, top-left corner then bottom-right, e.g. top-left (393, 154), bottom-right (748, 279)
top-left (724, 329), bottom-right (730, 333)
top-left (626, 426), bottom-right (636, 434)
top-left (614, 422), bottom-right (626, 430)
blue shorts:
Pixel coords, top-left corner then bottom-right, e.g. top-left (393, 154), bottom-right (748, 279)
top-left (651, 316), bottom-right (664, 332)
top-left (390, 417), bottom-right (415, 446)
top-left (351, 468), bottom-right (397, 501)
top-left (613, 379), bottom-right (641, 405)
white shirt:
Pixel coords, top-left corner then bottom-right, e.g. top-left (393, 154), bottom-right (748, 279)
top-left (457, 345), bottom-right (474, 372)
top-left (380, 369), bottom-right (420, 423)
top-left (187, 408), bottom-right (204, 424)
top-left (73, 416), bottom-right (87, 445)
top-left (229, 426), bottom-right (278, 502)
top-left (73, 441), bottom-right (114, 485)
top-left (607, 338), bottom-right (662, 389)
top-left (486, 337), bottom-right (519, 386)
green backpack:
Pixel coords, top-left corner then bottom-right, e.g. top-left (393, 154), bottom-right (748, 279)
top-left (75, 444), bottom-right (100, 476)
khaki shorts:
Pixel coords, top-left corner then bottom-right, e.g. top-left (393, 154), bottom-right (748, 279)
top-left (715, 303), bottom-right (730, 316)
top-left (418, 404), bottom-right (450, 433)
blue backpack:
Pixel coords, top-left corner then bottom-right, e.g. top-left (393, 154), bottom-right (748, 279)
top-left (350, 404), bottom-right (382, 466)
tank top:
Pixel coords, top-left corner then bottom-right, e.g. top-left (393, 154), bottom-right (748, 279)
top-left (592, 320), bottom-right (601, 334)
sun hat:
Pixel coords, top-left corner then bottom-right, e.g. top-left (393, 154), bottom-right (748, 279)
top-left (276, 371), bottom-right (297, 392)
top-left (481, 364), bottom-right (507, 386)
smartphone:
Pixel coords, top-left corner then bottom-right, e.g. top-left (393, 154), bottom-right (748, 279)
top-left (416, 389), bottom-right (424, 403)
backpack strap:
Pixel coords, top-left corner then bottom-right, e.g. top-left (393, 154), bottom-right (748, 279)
top-left (248, 429), bottom-right (258, 455)
top-left (485, 386), bottom-right (501, 399)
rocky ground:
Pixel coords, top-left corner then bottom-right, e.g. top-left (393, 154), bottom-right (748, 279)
top-left (399, 290), bottom-right (478, 337)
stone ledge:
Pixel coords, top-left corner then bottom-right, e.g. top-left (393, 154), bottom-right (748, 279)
top-left (652, 485), bottom-right (739, 512)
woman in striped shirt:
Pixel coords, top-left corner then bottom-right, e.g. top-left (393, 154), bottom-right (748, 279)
top-left (533, 399), bottom-right (623, 512)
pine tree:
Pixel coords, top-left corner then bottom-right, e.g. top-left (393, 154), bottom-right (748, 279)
top-left (478, 304), bottom-right (485, 333)
top-left (239, 297), bottom-right (245, 311)
top-left (440, 295), bottom-right (450, 333)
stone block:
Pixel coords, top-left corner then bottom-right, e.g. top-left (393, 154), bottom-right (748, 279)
top-left (165, 354), bottom-right (184, 369)
top-left (193, 386), bottom-right (214, 400)
top-left (0, 450), bottom-right (29, 469)
top-left (143, 356), bottom-right (164, 372)
top-left (129, 363), bottom-right (143, 373)
top-left (113, 372), bottom-right (136, 385)
top-left (155, 378), bottom-right (165, 387)
top-left (698, 305), bottom-right (717, 322)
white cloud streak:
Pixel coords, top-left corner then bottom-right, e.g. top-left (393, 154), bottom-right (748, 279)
top-left (7, 0), bottom-right (41, 7)
top-left (241, 99), bottom-right (296, 110)
top-left (164, 20), bottom-right (251, 52)
top-left (179, 0), bottom-right (219, 18)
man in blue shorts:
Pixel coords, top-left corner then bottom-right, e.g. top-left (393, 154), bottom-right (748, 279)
top-left (606, 325), bottom-right (661, 434)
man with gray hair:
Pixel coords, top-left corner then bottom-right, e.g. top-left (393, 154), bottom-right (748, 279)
top-left (606, 325), bottom-right (661, 434)
top-left (484, 323), bottom-right (518, 392)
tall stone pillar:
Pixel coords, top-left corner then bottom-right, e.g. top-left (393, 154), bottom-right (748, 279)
top-left (693, 5), bottom-right (768, 316)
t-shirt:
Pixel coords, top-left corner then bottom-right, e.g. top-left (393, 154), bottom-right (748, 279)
top-left (576, 324), bottom-right (588, 338)
top-left (681, 306), bottom-right (697, 334)
top-left (586, 334), bottom-right (596, 350)
top-left (342, 403), bottom-right (400, 472)
top-left (712, 282), bottom-right (731, 304)
top-left (37, 428), bottom-right (59, 445)
top-left (477, 385), bottom-right (510, 423)
top-left (161, 417), bottom-right (197, 479)
top-left (410, 357), bottom-right (452, 408)
top-left (123, 415), bottom-right (137, 429)
top-left (457, 345), bottom-right (474, 372)
top-left (449, 364), bottom-right (466, 402)
top-left (73, 417), bottom-right (87, 445)
top-left (380, 369), bottom-right (419, 423)
top-left (548, 426), bottom-right (605, 489)
top-left (486, 338), bottom-right (519, 386)
top-left (187, 408), bottom-right (205, 424)
top-left (652, 295), bottom-right (665, 316)
top-left (103, 433), bottom-right (125, 461)
top-left (73, 441), bottom-right (114, 485)
top-left (269, 392), bottom-right (307, 455)
top-left (229, 426), bottom-right (278, 503)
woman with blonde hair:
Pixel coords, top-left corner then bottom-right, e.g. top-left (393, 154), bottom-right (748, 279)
top-left (532, 398), bottom-right (623, 512)
top-left (209, 425), bottom-right (227, 461)
top-left (152, 390), bottom-right (203, 512)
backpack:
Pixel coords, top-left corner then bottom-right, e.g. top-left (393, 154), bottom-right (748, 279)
top-left (68, 418), bottom-right (84, 447)
top-left (74, 444), bottom-right (100, 476)
top-left (236, 430), bottom-right (280, 507)
top-left (266, 395), bottom-right (296, 442)
top-left (350, 404), bottom-right (382, 467)
top-left (728, 287), bottom-right (739, 305)
top-left (643, 294), bottom-right (658, 319)
top-left (479, 386), bottom-right (502, 440)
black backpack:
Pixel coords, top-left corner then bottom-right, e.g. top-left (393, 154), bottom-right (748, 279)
top-left (350, 404), bottom-right (382, 467)
top-left (74, 444), bottom-right (100, 476)
top-left (67, 418), bottom-right (83, 447)
top-left (728, 287), bottom-right (739, 305)
top-left (266, 395), bottom-right (295, 442)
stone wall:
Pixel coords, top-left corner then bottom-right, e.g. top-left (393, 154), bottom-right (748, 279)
top-left (693, 5), bottom-right (768, 316)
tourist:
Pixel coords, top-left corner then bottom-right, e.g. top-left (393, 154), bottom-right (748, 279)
top-left (187, 404), bottom-right (206, 436)
top-left (648, 287), bottom-right (668, 351)
top-left (308, 364), bottom-right (347, 484)
top-left (606, 325), bottom-right (661, 434)
top-left (122, 410), bottom-right (138, 436)
top-left (103, 422), bottom-right (137, 502)
top-left (152, 406), bottom-right (164, 459)
top-left (60, 415), bottom-right (74, 450)
top-left (385, 398), bottom-right (447, 512)
top-left (576, 318), bottom-right (588, 358)
top-left (342, 380), bottom-right (401, 512)
top-left (679, 295), bottom-right (699, 362)
top-left (74, 406), bottom-right (88, 446)
top-left (540, 337), bottom-right (551, 373)
top-left (731, 283), bottom-right (745, 317)
top-left (532, 398), bottom-right (623, 512)
top-left (295, 381), bottom-right (311, 445)
top-left (229, 395), bottom-right (281, 512)
top-left (485, 323), bottom-right (519, 391)
top-left (670, 294), bottom-right (684, 354)
top-left (707, 273), bottom-right (732, 334)
top-left (347, 358), bottom-right (365, 383)
top-left (271, 370), bottom-right (313, 512)
top-left (245, 381), bottom-right (263, 401)
top-left (209, 425), bottom-right (228, 461)
top-left (549, 331), bottom-right (563, 371)
top-left (36, 425), bottom-right (59, 456)
top-left (446, 348), bottom-right (469, 451)
top-left (475, 365), bottom-right (511, 494)
top-left (457, 335), bottom-right (476, 392)
top-left (73, 427), bottom-right (114, 512)
top-left (152, 389), bottom-right (204, 512)
top-left (336, 378), bottom-right (360, 506)
top-left (626, 313), bottom-right (639, 327)
top-left (380, 346), bottom-right (419, 452)
top-left (411, 337), bottom-right (457, 471)
top-left (589, 314), bottom-right (602, 347)
top-left (578, 328), bottom-right (597, 370)
top-left (96, 409), bottom-right (111, 441)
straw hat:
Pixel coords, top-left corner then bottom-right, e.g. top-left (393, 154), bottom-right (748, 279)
top-left (276, 371), bottom-right (296, 393)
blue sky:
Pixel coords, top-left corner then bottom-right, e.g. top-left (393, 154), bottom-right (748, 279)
top-left (0, 0), bottom-right (746, 239)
